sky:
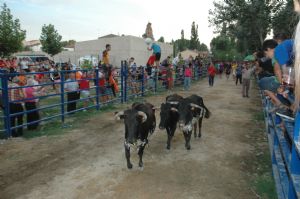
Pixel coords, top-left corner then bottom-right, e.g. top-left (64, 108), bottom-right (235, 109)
top-left (2, 0), bottom-right (216, 47)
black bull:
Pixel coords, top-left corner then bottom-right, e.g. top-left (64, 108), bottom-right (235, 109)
top-left (115, 103), bottom-right (156, 169)
top-left (159, 94), bottom-right (184, 150)
top-left (178, 95), bottom-right (210, 150)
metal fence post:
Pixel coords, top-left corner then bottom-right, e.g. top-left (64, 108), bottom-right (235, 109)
top-left (124, 61), bottom-right (128, 102)
top-left (154, 69), bottom-right (158, 93)
top-left (141, 66), bottom-right (145, 97)
top-left (1, 70), bottom-right (11, 137)
top-left (95, 67), bottom-right (100, 110)
top-left (60, 70), bottom-right (65, 123)
top-left (121, 61), bottom-right (124, 103)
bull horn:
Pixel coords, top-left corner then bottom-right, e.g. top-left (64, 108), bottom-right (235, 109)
top-left (137, 111), bottom-right (147, 123)
top-left (170, 107), bottom-right (178, 112)
top-left (190, 103), bottom-right (202, 109)
top-left (114, 111), bottom-right (124, 120)
top-left (167, 101), bottom-right (179, 105)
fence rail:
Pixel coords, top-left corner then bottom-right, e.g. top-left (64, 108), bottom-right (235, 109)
top-left (261, 91), bottom-right (300, 199)
top-left (0, 61), bottom-right (208, 138)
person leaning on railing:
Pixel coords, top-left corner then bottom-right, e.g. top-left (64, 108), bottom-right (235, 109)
top-left (64, 72), bottom-right (79, 113)
top-left (23, 78), bottom-right (45, 130)
top-left (8, 77), bottom-right (25, 137)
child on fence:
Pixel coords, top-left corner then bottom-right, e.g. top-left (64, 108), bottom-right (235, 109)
top-left (80, 72), bottom-right (96, 110)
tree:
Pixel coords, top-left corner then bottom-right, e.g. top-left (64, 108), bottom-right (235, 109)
top-left (61, 40), bottom-right (76, 48)
top-left (158, 36), bottom-right (165, 43)
top-left (209, 0), bottom-right (275, 55)
top-left (210, 34), bottom-right (242, 61)
top-left (199, 43), bottom-right (208, 51)
top-left (272, 0), bottom-right (299, 38)
top-left (190, 21), bottom-right (200, 50)
top-left (40, 24), bottom-right (62, 57)
top-left (0, 3), bottom-right (26, 57)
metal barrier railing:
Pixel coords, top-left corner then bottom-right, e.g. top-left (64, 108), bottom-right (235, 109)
top-left (261, 92), bottom-right (300, 199)
top-left (0, 61), bottom-right (208, 138)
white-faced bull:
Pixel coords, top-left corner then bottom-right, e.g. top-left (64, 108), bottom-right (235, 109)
top-left (178, 94), bottom-right (210, 150)
top-left (115, 103), bottom-right (156, 169)
top-left (159, 94), bottom-right (183, 150)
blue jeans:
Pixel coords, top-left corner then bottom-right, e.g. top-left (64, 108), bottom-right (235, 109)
top-left (209, 75), bottom-right (215, 86)
top-left (258, 76), bottom-right (280, 93)
top-left (184, 77), bottom-right (191, 90)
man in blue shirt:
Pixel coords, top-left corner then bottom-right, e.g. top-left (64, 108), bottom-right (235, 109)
top-left (148, 42), bottom-right (161, 67)
top-left (275, 39), bottom-right (294, 67)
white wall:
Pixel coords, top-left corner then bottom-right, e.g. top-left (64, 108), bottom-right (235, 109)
top-left (53, 35), bottom-right (173, 67)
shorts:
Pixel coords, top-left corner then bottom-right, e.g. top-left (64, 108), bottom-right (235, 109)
top-left (258, 76), bottom-right (280, 93)
top-left (81, 90), bottom-right (90, 98)
top-left (155, 53), bottom-right (161, 61)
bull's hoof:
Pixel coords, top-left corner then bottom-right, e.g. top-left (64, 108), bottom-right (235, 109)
top-left (198, 134), bottom-right (202, 138)
top-left (139, 162), bottom-right (144, 168)
top-left (186, 146), bottom-right (191, 150)
top-left (166, 145), bottom-right (170, 150)
top-left (127, 163), bottom-right (133, 169)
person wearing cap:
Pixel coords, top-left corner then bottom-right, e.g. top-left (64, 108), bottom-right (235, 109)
top-left (8, 77), bottom-right (25, 137)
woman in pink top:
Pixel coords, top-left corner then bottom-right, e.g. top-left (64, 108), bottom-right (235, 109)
top-left (23, 78), bottom-right (41, 130)
top-left (184, 63), bottom-right (192, 90)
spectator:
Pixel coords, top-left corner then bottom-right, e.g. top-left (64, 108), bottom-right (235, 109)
top-left (23, 78), bottom-right (43, 130)
top-left (8, 77), bottom-right (24, 137)
top-left (98, 70), bottom-right (108, 103)
top-left (242, 63), bottom-right (256, 98)
top-left (161, 56), bottom-right (171, 67)
top-left (235, 63), bottom-right (243, 85)
top-left (184, 63), bottom-right (192, 90)
top-left (79, 72), bottom-right (95, 110)
top-left (166, 65), bottom-right (174, 92)
top-left (148, 42), bottom-right (161, 68)
top-left (64, 72), bottom-right (79, 113)
top-left (294, 0), bottom-right (300, 109)
top-left (225, 63), bottom-right (231, 80)
top-left (208, 63), bottom-right (216, 87)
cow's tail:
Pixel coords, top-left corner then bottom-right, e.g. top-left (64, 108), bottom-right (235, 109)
top-left (203, 104), bottom-right (211, 119)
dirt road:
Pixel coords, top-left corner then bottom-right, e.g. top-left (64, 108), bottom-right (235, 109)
top-left (0, 77), bottom-right (267, 199)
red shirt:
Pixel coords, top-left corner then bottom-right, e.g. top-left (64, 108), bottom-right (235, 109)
top-left (184, 68), bottom-right (192, 77)
top-left (208, 65), bottom-right (216, 76)
top-left (79, 79), bottom-right (90, 90)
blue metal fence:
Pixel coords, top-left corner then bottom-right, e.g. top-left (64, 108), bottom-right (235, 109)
top-left (0, 61), bottom-right (208, 138)
top-left (261, 92), bottom-right (300, 199)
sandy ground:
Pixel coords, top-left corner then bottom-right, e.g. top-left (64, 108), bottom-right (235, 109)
top-left (0, 76), bottom-right (264, 199)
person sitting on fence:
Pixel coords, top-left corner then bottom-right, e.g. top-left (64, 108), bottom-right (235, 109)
top-left (64, 72), bottom-right (79, 113)
top-left (23, 78), bottom-right (45, 130)
top-left (79, 72), bottom-right (95, 110)
top-left (8, 77), bottom-right (25, 137)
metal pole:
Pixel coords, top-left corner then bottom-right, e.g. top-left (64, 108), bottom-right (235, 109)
top-left (95, 67), bottom-right (100, 110)
top-left (141, 66), bottom-right (145, 97)
top-left (154, 68), bottom-right (157, 93)
top-left (1, 70), bottom-right (11, 137)
top-left (60, 70), bottom-right (65, 123)
top-left (124, 61), bottom-right (128, 102)
top-left (121, 61), bottom-right (124, 103)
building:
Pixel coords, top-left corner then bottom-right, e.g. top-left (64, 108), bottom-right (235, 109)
top-left (23, 40), bottom-right (42, 52)
top-left (53, 35), bottom-right (173, 67)
top-left (179, 49), bottom-right (209, 60)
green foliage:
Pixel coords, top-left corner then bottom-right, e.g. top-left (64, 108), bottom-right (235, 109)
top-left (0, 3), bottom-right (26, 57)
top-left (80, 59), bottom-right (93, 69)
top-left (40, 24), bottom-right (62, 57)
top-left (61, 39), bottom-right (76, 48)
top-left (190, 21), bottom-right (199, 50)
top-left (209, 0), bottom-right (275, 54)
top-left (199, 43), bottom-right (208, 51)
top-left (158, 36), bottom-right (165, 43)
top-left (272, 0), bottom-right (299, 38)
top-left (210, 34), bottom-right (242, 61)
